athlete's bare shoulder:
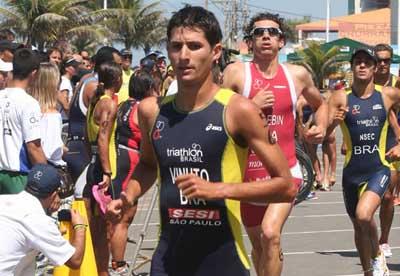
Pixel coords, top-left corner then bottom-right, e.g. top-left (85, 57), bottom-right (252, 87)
top-left (329, 88), bottom-right (347, 107)
top-left (137, 96), bottom-right (160, 130)
top-left (222, 61), bottom-right (246, 94)
top-left (225, 92), bottom-right (265, 146)
top-left (382, 86), bottom-right (400, 109)
top-left (284, 63), bottom-right (312, 83)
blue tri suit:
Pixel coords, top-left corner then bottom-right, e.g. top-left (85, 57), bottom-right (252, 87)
top-left (340, 88), bottom-right (391, 218)
top-left (150, 89), bottom-right (250, 276)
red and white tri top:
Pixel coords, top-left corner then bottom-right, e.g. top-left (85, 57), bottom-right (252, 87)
top-left (243, 62), bottom-right (298, 182)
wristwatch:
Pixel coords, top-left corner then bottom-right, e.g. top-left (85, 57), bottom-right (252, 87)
top-left (103, 171), bottom-right (112, 177)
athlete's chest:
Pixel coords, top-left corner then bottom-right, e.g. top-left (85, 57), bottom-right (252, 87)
top-left (151, 102), bottom-right (229, 168)
top-left (345, 93), bottom-right (387, 130)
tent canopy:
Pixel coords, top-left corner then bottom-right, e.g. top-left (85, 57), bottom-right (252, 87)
top-left (287, 38), bottom-right (400, 64)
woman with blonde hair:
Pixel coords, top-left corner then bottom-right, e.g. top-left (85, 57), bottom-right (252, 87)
top-left (29, 62), bottom-right (65, 167)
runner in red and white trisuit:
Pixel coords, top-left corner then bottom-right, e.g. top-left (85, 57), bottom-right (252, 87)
top-left (223, 12), bottom-right (328, 276)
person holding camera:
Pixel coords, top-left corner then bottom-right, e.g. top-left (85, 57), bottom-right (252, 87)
top-left (0, 164), bottom-right (86, 275)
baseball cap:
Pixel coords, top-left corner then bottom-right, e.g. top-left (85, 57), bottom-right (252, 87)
top-left (0, 59), bottom-right (12, 71)
top-left (25, 164), bottom-right (63, 199)
top-left (120, 48), bottom-right (132, 56)
top-left (155, 50), bottom-right (166, 59)
top-left (145, 49), bottom-right (157, 58)
top-left (350, 47), bottom-right (377, 64)
top-left (140, 57), bottom-right (155, 71)
top-left (0, 40), bottom-right (23, 52)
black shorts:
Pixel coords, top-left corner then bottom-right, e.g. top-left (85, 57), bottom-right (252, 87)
top-left (342, 166), bottom-right (390, 218)
top-left (150, 237), bottom-right (249, 276)
top-left (63, 140), bottom-right (90, 182)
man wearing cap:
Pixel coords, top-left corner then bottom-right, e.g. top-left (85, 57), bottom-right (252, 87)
top-left (0, 48), bottom-right (47, 194)
top-left (0, 58), bottom-right (12, 90)
top-left (0, 164), bottom-right (86, 275)
top-left (328, 48), bottom-right (400, 275)
top-left (59, 58), bottom-right (80, 122)
top-left (119, 48), bottom-right (133, 103)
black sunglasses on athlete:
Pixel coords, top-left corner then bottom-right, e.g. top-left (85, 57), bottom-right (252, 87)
top-left (250, 27), bottom-right (283, 38)
top-left (377, 58), bottom-right (391, 64)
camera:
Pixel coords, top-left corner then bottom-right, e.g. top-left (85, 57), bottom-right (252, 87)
top-left (58, 209), bottom-right (71, 222)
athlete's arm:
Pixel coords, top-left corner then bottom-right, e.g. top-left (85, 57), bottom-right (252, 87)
top-left (82, 81), bottom-right (97, 108)
top-left (291, 64), bottom-right (328, 144)
top-left (177, 95), bottom-right (296, 203)
top-left (58, 89), bottom-right (70, 115)
top-left (96, 98), bottom-right (117, 189)
top-left (107, 97), bottom-right (159, 217)
top-left (382, 86), bottom-right (400, 160)
top-left (221, 62), bottom-right (245, 94)
top-left (326, 89), bottom-right (347, 137)
top-left (26, 139), bottom-right (47, 165)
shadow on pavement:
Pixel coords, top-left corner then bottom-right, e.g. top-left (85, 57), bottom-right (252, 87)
top-left (317, 251), bottom-right (359, 258)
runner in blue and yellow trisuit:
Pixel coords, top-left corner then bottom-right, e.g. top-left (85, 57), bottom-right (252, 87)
top-left (328, 48), bottom-right (400, 276)
top-left (107, 6), bottom-right (297, 276)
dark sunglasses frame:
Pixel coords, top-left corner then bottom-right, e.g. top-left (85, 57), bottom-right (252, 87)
top-left (377, 58), bottom-right (391, 64)
top-left (250, 27), bottom-right (283, 38)
top-left (123, 55), bottom-right (133, 60)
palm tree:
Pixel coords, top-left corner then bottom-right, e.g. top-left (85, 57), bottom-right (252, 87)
top-left (106, 0), bottom-right (167, 53)
top-left (0, 0), bottom-right (114, 50)
top-left (293, 41), bottom-right (347, 89)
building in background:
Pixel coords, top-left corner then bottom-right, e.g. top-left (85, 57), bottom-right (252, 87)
top-left (296, 8), bottom-right (390, 45)
top-left (348, 0), bottom-right (389, 14)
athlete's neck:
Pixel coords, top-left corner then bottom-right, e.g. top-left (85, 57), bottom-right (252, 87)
top-left (175, 74), bottom-right (219, 112)
top-left (252, 55), bottom-right (280, 78)
top-left (352, 79), bottom-right (375, 99)
top-left (374, 72), bottom-right (391, 86)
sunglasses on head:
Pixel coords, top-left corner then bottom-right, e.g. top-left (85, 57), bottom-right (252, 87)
top-left (377, 58), bottom-right (391, 64)
top-left (250, 27), bottom-right (283, 38)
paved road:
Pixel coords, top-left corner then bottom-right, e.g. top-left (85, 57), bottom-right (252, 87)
top-left (125, 139), bottom-right (400, 276)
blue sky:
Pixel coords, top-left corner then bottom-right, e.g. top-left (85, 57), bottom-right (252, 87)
top-left (155, 0), bottom-right (348, 21)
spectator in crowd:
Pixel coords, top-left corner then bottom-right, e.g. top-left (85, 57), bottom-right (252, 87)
top-left (0, 29), bottom-right (15, 42)
top-left (59, 57), bottom-right (81, 122)
top-left (0, 48), bottom-right (47, 194)
top-left (119, 48), bottom-right (134, 103)
top-left (47, 47), bottom-right (63, 68)
top-left (80, 50), bottom-right (90, 60)
top-left (29, 62), bottom-right (66, 167)
top-left (0, 164), bottom-right (86, 275)
top-left (64, 46), bottom-right (121, 184)
top-left (0, 40), bottom-right (22, 62)
top-left (0, 58), bottom-right (12, 90)
top-left (109, 70), bottom-right (157, 275)
top-left (85, 61), bottom-right (122, 276)
top-left (162, 65), bottom-right (175, 96)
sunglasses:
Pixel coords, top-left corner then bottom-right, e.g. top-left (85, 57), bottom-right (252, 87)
top-left (250, 27), bottom-right (283, 38)
top-left (377, 58), bottom-right (391, 64)
top-left (123, 55), bottom-right (132, 60)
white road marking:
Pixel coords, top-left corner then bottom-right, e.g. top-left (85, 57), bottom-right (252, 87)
top-left (284, 246), bottom-right (400, 256)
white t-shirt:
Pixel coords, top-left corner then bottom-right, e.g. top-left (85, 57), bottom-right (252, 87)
top-left (41, 112), bottom-right (66, 166)
top-left (0, 87), bottom-right (42, 172)
top-left (0, 191), bottom-right (75, 276)
top-left (165, 79), bottom-right (178, 96)
top-left (59, 76), bottom-right (73, 121)
top-left (59, 76), bottom-right (73, 101)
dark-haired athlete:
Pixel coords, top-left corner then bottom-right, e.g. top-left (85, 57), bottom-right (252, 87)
top-left (223, 12), bottom-right (328, 276)
top-left (107, 6), bottom-right (296, 276)
top-left (328, 48), bottom-right (400, 276)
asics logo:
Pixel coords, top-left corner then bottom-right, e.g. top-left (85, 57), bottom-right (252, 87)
top-left (205, 123), bottom-right (222, 132)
